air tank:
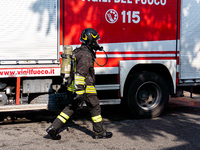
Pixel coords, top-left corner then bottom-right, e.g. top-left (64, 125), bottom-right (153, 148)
top-left (61, 45), bottom-right (73, 80)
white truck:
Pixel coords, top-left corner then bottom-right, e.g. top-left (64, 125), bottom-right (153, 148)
top-left (0, 0), bottom-right (199, 118)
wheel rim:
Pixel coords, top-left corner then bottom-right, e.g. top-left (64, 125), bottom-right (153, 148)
top-left (135, 81), bottom-right (161, 110)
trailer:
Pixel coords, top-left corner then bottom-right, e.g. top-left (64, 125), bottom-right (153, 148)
top-left (0, 0), bottom-right (199, 118)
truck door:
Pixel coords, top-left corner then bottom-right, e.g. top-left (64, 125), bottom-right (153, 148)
top-left (179, 0), bottom-right (200, 84)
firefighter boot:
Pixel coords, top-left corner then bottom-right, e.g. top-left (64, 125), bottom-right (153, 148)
top-left (93, 130), bottom-right (113, 139)
top-left (46, 125), bottom-right (61, 140)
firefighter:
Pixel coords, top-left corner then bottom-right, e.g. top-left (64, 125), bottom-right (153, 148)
top-left (46, 28), bottom-right (113, 140)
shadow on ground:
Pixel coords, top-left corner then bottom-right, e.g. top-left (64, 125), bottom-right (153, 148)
top-left (0, 96), bottom-right (200, 149)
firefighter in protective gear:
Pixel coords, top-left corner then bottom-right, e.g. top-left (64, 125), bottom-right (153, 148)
top-left (46, 28), bottom-right (113, 140)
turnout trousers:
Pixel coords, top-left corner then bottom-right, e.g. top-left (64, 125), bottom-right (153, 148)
top-left (51, 91), bottom-right (103, 133)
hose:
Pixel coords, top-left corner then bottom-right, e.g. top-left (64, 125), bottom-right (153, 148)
top-left (94, 49), bottom-right (108, 67)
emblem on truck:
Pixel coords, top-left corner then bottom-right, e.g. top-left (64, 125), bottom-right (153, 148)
top-left (105, 9), bottom-right (118, 24)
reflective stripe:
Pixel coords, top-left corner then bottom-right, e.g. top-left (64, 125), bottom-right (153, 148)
top-left (67, 81), bottom-right (75, 92)
top-left (86, 85), bottom-right (97, 93)
top-left (74, 57), bottom-right (76, 72)
top-left (57, 115), bottom-right (67, 123)
top-left (60, 112), bottom-right (69, 120)
top-left (82, 34), bottom-right (87, 41)
top-left (91, 33), bottom-right (98, 39)
top-left (75, 75), bottom-right (85, 85)
top-left (67, 85), bottom-right (75, 92)
top-left (76, 90), bottom-right (85, 95)
top-left (67, 83), bottom-right (96, 94)
top-left (91, 115), bottom-right (102, 123)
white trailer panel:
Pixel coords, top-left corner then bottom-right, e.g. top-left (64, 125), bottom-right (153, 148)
top-left (0, 0), bottom-right (59, 63)
top-left (180, 0), bottom-right (200, 80)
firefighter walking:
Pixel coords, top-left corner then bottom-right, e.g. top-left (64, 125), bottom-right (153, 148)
top-left (46, 28), bottom-right (113, 140)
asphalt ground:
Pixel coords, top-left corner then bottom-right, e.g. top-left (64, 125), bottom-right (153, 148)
top-left (0, 91), bottom-right (200, 150)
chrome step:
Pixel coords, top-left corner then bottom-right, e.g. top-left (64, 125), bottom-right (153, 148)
top-left (0, 104), bottom-right (47, 112)
top-left (95, 84), bottom-right (120, 90)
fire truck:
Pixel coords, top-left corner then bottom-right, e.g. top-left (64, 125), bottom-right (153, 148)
top-left (0, 0), bottom-right (199, 118)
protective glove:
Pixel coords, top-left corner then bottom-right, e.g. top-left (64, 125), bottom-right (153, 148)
top-left (74, 94), bottom-right (85, 109)
top-left (73, 94), bottom-right (85, 103)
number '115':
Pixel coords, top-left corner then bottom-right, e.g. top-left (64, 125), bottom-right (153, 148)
top-left (121, 11), bottom-right (140, 23)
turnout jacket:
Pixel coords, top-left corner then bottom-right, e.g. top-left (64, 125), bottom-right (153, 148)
top-left (67, 44), bottom-right (97, 95)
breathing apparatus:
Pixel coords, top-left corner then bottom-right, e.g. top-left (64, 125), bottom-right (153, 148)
top-left (60, 45), bottom-right (73, 84)
top-left (60, 28), bottom-right (108, 83)
top-left (93, 46), bottom-right (108, 67)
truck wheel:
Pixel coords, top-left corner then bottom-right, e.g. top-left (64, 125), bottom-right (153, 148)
top-left (127, 71), bottom-right (169, 118)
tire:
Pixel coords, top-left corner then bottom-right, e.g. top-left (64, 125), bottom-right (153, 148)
top-left (127, 71), bottom-right (169, 118)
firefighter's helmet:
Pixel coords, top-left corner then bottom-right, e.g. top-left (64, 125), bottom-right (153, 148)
top-left (80, 28), bottom-right (100, 45)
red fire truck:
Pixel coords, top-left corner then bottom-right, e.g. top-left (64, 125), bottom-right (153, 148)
top-left (0, 0), bottom-right (199, 118)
